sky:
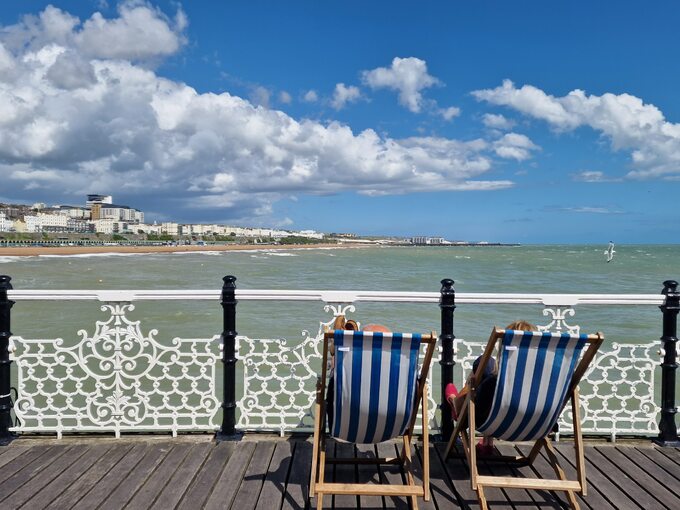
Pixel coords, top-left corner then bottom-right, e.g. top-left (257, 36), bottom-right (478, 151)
top-left (0, 1), bottom-right (679, 243)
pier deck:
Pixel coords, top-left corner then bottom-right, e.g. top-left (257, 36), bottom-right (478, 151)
top-left (0, 436), bottom-right (678, 509)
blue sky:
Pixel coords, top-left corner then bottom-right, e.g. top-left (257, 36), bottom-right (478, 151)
top-left (1, 1), bottom-right (679, 243)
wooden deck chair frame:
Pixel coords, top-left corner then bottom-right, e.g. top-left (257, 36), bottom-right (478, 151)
top-left (310, 330), bottom-right (437, 510)
top-left (444, 327), bottom-right (604, 510)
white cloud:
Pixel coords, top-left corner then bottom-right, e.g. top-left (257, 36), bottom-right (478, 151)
top-left (572, 170), bottom-right (620, 182)
top-left (474, 79), bottom-right (680, 179)
top-left (439, 106), bottom-right (461, 121)
top-left (302, 89), bottom-right (318, 103)
top-left (562, 206), bottom-right (623, 214)
top-left (362, 57), bottom-right (440, 113)
top-left (249, 86), bottom-right (271, 107)
top-left (0, 5), bottom-right (514, 222)
top-left (278, 90), bottom-right (292, 104)
top-left (482, 113), bottom-right (515, 130)
top-left (330, 83), bottom-right (361, 110)
top-left (493, 133), bottom-right (539, 161)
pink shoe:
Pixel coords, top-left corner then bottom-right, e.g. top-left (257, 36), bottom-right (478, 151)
top-left (445, 383), bottom-right (459, 420)
top-left (476, 438), bottom-right (494, 456)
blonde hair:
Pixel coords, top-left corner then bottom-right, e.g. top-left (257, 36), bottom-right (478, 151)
top-left (505, 320), bottom-right (538, 331)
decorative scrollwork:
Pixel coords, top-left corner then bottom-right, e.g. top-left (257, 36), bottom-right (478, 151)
top-left (10, 302), bottom-right (221, 438)
top-left (539, 307), bottom-right (580, 335)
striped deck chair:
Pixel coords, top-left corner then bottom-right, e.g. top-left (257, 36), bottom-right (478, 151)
top-left (310, 329), bottom-right (437, 510)
top-left (444, 327), bottom-right (604, 510)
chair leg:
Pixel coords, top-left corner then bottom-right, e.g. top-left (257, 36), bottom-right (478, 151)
top-left (477, 484), bottom-right (489, 510)
top-left (309, 398), bottom-right (321, 497)
top-left (572, 389), bottom-right (587, 495)
top-left (422, 382), bottom-right (430, 502)
top-left (544, 438), bottom-right (580, 510)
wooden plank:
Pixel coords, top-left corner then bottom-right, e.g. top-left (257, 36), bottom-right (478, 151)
top-left (333, 441), bottom-right (358, 508)
top-left (2, 444), bottom-right (88, 508)
top-left (314, 483), bottom-right (424, 496)
top-left (356, 443), bottom-right (384, 509)
top-left (45, 444), bottom-right (135, 510)
top-left (150, 442), bottom-right (213, 510)
top-left (617, 446), bottom-right (680, 499)
top-left (555, 444), bottom-right (637, 510)
top-left (203, 441), bottom-right (256, 510)
top-left (176, 441), bottom-right (235, 510)
top-left (254, 441), bottom-right (294, 510)
top-left (515, 443), bottom-right (576, 509)
top-left (410, 443), bottom-right (436, 510)
top-left (0, 444), bottom-right (53, 484)
top-left (550, 443), bottom-right (615, 510)
top-left (637, 447), bottom-right (680, 482)
top-left (377, 442), bottom-right (406, 510)
top-left (0, 445), bottom-right (70, 502)
top-left (125, 443), bottom-right (193, 509)
top-left (230, 441), bottom-right (276, 510)
top-left (434, 442), bottom-right (482, 510)
top-left (490, 443), bottom-right (544, 510)
top-left (0, 445), bottom-right (31, 470)
top-left (582, 445), bottom-right (665, 509)
top-left (20, 443), bottom-right (112, 509)
top-left (72, 444), bottom-right (164, 510)
top-left (281, 440), bottom-right (312, 510)
top-left (656, 446), bottom-right (680, 466)
top-left (595, 446), bottom-right (680, 508)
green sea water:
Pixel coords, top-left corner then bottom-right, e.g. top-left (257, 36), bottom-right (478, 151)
top-left (1, 244), bottom-right (677, 344)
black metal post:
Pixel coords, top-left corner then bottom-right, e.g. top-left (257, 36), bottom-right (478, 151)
top-left (217, 275), bottom-right (239, 440)
top-left (439, 278), bottom-right (456, 440)
top-left (0, 275), bottom-right (15, 445)
top-left (655, 280), bottom-right (680, 446)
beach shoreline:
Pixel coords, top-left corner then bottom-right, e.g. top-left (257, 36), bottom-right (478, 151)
top-left (0, 242), bottom-right (362, 257)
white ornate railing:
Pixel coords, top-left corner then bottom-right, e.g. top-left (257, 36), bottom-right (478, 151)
top-left (5, 288), bottom-right (668, 440)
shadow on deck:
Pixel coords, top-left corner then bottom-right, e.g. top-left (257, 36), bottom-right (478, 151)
top-left (0, 436), bottom-right (679, 509)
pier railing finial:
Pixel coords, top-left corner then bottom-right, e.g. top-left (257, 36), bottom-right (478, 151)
top-left (656, 279), bottom-right (680, 446)
top-left (0, 275), bottom-right (15, 444)
top-left (439, 278), bottom-right (456, 440)
top-left (218, 275), bottom-right (239, 440)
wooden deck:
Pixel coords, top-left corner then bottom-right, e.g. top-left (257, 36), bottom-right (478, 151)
top-left (0, 436), bottom-right (679, 509)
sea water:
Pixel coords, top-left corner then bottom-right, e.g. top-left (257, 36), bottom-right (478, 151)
top-left (1, 244), bottom-right (676, 343)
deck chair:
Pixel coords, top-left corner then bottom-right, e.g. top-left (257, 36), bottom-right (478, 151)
top-left (444, 327), bottom-right (604, 510)
top-left (310, 329), bottom-right (437, 509)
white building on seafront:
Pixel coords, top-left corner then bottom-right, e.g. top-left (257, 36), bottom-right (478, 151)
top-left (0, 212), bottom-right (13, 232)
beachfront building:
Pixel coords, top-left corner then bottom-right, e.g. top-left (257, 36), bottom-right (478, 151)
top-left (161, 222), bottom-right (182, 236)
top-left (135, 223), bottom-right (162, 235)
top-left (98, 204), bottom-right (144, 224)
top-left (53, 205), bottom-right (90, 219)
top-left (0, 212), bottom-right (13, 232)
top-left (298, 230), bottom-right (324, 240)
top-left (93, 218), bottom-right (116, 234)
top-left (411, 236), bottom-right (445, 245)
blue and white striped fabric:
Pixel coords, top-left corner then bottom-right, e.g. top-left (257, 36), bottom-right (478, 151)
top-left (331, 330), bottom-right (422, 444)
top-left (477, 330), bottom-right (588, 441)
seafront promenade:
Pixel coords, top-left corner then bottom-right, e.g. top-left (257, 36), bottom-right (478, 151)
top-left (1, 436), bottom-right (679, 509)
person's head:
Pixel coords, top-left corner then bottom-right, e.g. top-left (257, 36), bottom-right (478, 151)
top-left (363, 323), bottom-right (390, 333)
top-left (505, 320), bottom-right (538, 332)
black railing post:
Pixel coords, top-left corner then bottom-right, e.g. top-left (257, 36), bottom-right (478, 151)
top-left (0, 275), bottom-right (15, 445)
top-left (656, 280), bottom-right (680, 446)
top-left (218, 275), bottom-right (239, 440)
top-left (439, 278), bottom-right (456, 440)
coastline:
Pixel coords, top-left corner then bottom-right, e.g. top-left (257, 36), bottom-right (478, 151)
top-left (0, 242), bottom-right (360, 257)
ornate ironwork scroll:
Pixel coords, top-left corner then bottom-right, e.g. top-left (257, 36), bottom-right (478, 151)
top-left (10, 303), bottom-right (221, 438)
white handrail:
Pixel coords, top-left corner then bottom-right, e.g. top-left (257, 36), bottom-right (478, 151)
top-left (7, 288), bottom-right (665, 306)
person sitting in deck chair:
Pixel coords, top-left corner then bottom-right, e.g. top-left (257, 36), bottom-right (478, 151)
top-left (445, 320), bottom-right (538, 455)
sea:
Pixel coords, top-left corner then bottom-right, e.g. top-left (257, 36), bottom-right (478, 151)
top-left (1, 244), bottom-right (677, 345)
